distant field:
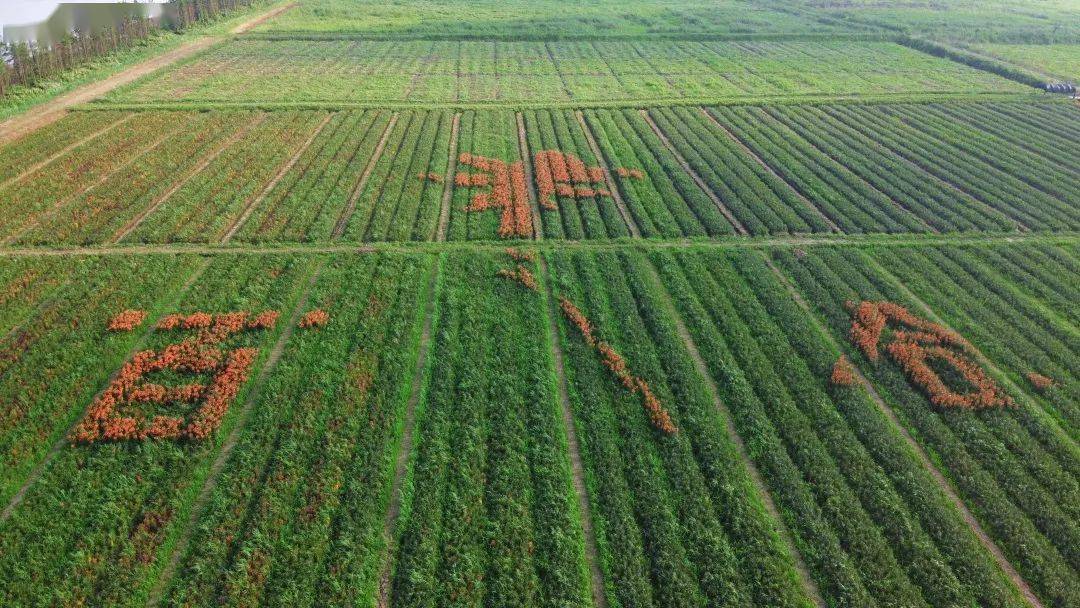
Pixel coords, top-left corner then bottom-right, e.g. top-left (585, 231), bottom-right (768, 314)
top-left (253, 0), bottom-right (849, 37)
top-left (790, 0), bottom-right (1080, 43)
top-left (970, 43), bottom-right (1080, 79)
top-left (106, 39), bottom-right (1030, 105)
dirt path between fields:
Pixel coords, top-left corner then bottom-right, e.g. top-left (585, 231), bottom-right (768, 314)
top-left (698, 107), bottom-right (842, 233)
top-left (539, 256), bottom-right (608, 608)
top-left (146, 257), bottom-right (325, 608)
top-left (0, 258), bottom-right (211, 524)
top-left (435, 113), bottom-right (461, 241)
top-left (0, 3), bottom-right (296, 147)
top-left (575, 110), bottom-right (641, 238)
top-left (516, 112), bottom-right (544, 241)
top-left (0, 232), bottom-right (1072, 259)
top-left (377, 262), bottom-right (440, 608)
top-left (640, 256), bottom-right (826, 608)
top-left (639, 109), bottom-right (750, 236)
top-left (763, 256), bottom-right (1044, 608)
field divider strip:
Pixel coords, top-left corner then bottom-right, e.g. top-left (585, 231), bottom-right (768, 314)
top-left (82, 90), bottom-right (1049, 114)
top-left (222, 112), bottom-right (334, 243)
top-left (434, 112), bottom-right (461, 241)
top-left (863, 256), bottom-right (1079, 453)
top-left (0, 231), bottom-right (1078, 259)
top-left (538, 255), bottom-right (608, 608)
top-left (575, 110), bottom-right (641, 238)
top-left (639, 109), bottom-right (750, 236)
top-left (1, 125), bottom-right (177, 246)
top-left (331, 112), bottom-right (399, 240)
top-left (639, 254), bottom-right (825, 607)
top-left (376, 256), bottom-right (441, 608)
top-left (698, 107), bottom-right (842, 233)
top-left (762, 254), bottom-right (1044, 608)
top-left (112, 113), bottom-right (265, 243)
top-left (0, 257), bottom-right (212, 524)
top-left (0, 113), bottom-right (134, 193)
top-left (515, 111), bottom-right (544, 241)
top-left (146, 256), bottom-right (327, 608)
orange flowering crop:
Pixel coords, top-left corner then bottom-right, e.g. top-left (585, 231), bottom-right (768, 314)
top-left (844, 300), bottom-right (1010, 410)
top-left (108, 309), bottom-right (149, 332)
top-left (1026, 371), bottom-right (1055, 392)
top-left (558, 295), bottom-right (676, 434)
top-left (459, 152), bottom-right (534, 238)
top-left (497, 265), bottom-right (539, 292)
top-left (71, 311), bottom-right (279, 444)
top-left (533, 150), bottom-right (609, 208)
top-left (831, 355), bottom-right (857, 387)
top-left (298, 309), bottom-right (330, 329)
top-left (505, 247), bottom-right (536, 263)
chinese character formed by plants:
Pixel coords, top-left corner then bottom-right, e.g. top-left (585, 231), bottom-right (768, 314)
top-left (72, 311), bottom-right (280, 443)
top-left (419, 148), bottom-right (645, 238)
top-left (842, 300), bottom-right (1012, 409)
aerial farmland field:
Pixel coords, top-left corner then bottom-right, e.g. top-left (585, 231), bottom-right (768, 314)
top-left (0, 0), bottom-right (1077, 606)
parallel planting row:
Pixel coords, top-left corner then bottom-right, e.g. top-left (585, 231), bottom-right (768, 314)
top-left (2, 102), bottom-right (1077, 245)
top-left (106, 38), bottom-right (1030, 105)
top-left (0, 243), bottom-right (1077, 605)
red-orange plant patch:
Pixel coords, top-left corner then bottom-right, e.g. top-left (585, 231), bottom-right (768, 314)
top-left (558, 295), bottom-right (676, 434)
top-left (458, 152), bottom-right (534, 239)
top-left (108, 309), bottom-right (149, 332)
top-left (505, 247), bottom-right (536, 263)
top-left (298, 309), bottom-right (330, 329)
top-left (844, 300), bottom-right (1011, 409)
top-left (831, 355), bottom-right (857, 387)
top-left (533, 150), bottom-right (610, 208)
top-left (497, 265), bottom-right (539, 292)
top-left (1026, 371), bottom-right (1055, 392)
top-left (71, 311), bottom-right (279, 443)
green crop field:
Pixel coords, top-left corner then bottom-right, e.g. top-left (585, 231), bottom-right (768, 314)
top-left (970, 44), bottom-right (1080, 79)
top-left (1, 0), bottom-right (1078, 606)
top-left (105, 39), bottom-right (1031, 106)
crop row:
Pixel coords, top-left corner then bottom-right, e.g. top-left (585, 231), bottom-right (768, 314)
top-left (387, 251), bottom-right (590, 604)
top-left (644, 106), bottom-right (834, 234)
top-left (341, 110), bottom-right (453, 241)
top-left (771, 245), bottom-right (1080, 607)
top-left (107, 38), bottom-right (1028, 105)
top-left (545, 249), bottom-right (808, 606)
top-left (0, 110), bottom-right (127, 187)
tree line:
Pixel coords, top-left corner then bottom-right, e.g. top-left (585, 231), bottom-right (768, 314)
top-left (0, 0), bottom-right (261, 98)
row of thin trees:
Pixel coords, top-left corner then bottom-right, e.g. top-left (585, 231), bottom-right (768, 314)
top-left (0, 0), bottom-right (260, 98)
